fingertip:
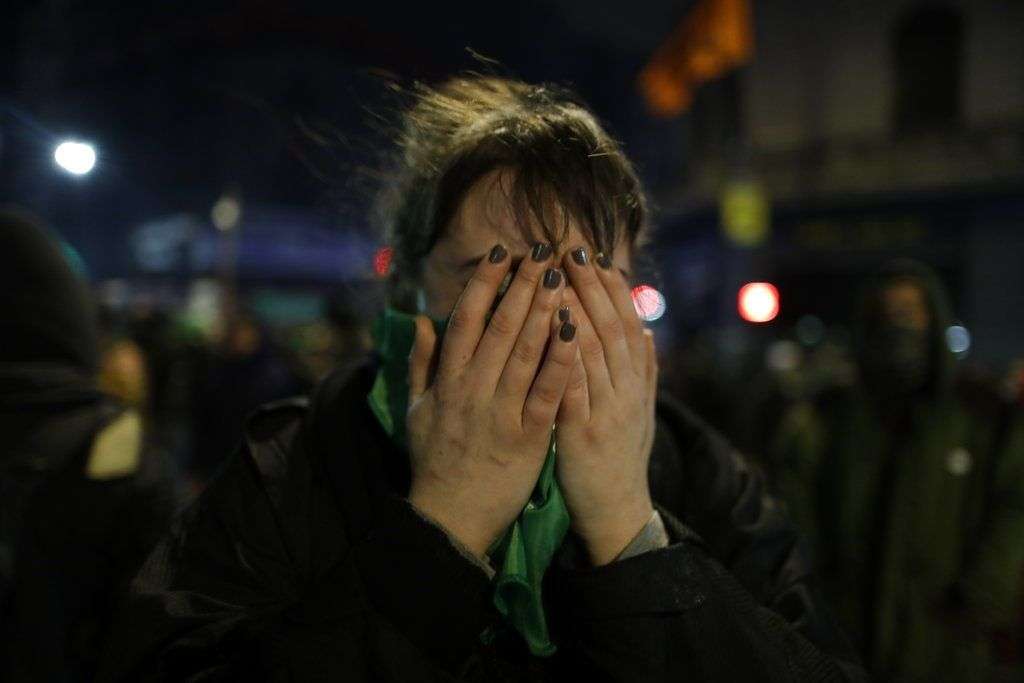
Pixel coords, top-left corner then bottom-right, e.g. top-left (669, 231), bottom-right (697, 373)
top-left (645, 328), bottom-right (658, 377)
top-left (413, 314), bottom-right (434, 346)
top-left (409, 315), bottom-right (436, 390)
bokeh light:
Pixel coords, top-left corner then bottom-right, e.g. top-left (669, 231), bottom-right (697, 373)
top-left (54, 141), bottom-right (96, 175)
top-left (211, 195), bottom-right (242, 232)
top-left (373, 246), bottom-right (393, 277)
top-left (738, 282), bottom-right (780, 323)
top-left (766, 340), bottom-right (801, 372)
top-left (796, 314), bottom-right (825, 346)
top-left (945, 325), bottom-right (971, 356)
top-left (631, 284), bottom-right (666, 322)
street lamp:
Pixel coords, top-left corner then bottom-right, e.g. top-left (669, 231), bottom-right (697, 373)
top-left (54, 140), bottom-right (96, 175)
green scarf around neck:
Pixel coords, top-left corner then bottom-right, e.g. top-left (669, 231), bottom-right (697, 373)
top-left (366, 306), bottom-right (570, 656)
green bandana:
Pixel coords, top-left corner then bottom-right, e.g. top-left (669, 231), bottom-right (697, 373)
top-left (366, 306), bottom-right (570, 656)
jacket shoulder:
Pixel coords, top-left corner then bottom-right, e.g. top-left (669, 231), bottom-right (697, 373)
top-left (236, 359), bottom-right (377, 521)
top-left (245, 397), bottom-right (310, 443)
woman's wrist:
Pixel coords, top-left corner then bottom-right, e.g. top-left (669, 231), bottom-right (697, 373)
top-left (407, 490), bottom-right (497, 560)
top-left (575, 498), bottom-right (655, 566)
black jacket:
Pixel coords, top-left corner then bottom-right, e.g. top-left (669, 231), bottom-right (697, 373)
top-left (100, 357), bottom-right (867, 682)
top-left (0, 207), bottom-right (181, 682)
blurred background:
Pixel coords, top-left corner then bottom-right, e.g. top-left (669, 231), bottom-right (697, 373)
top-left (1, 0), bottom-right (1022, 478)
top-left (3, 1), bottom-right (1024, 680)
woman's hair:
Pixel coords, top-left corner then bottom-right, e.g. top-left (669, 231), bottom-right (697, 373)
top-left (376, 76), bottom-right (649, 311)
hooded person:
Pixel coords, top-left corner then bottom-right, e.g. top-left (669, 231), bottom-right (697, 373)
top-left (769, 259), bottom-right (1024, 681)
top-left (99, 76), bottom-right (866, 682)
top-left (0, 207), bottom-right (182, 682)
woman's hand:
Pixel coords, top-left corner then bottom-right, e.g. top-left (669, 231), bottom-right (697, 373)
top-left (556, 246), bottom-right (659, 566)
top-left (406, 243), bottom-right (579, 559)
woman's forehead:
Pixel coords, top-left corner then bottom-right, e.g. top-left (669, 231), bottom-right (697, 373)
top-left (451, 171), bottom-right (551, 248)
top-left (444, 169), bottom-right (623, 257)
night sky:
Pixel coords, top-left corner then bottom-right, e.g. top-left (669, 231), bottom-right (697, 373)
top-left (0, 1), bottom-right (694, 277)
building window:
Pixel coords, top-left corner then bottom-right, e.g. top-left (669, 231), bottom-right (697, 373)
top-left (893, 4), bottom-right (964, 135)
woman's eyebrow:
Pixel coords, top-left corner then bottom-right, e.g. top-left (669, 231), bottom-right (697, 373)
top-left (459, 252), bottom-right (631, 279)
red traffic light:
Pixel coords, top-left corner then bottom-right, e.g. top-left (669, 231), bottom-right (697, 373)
top-left (738, 282), bottom-right (779, 323)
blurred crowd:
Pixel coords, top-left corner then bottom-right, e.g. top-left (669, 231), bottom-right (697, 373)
top-left (96, 303), bottom-right (366, 490)
top-left (2, 203), bottom-right (1023, 682)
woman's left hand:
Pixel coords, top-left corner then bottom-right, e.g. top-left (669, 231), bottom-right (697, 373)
top-left (556, 246), bottom-right (659, 566)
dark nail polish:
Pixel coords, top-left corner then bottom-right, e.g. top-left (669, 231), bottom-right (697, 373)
top-left (571, 247), bottom-right (589, 266)
top-left (559, 321), bottom-right (576, 342)
top-left (531, 242), bottom-right (553, 262)
top-left (596, 252), bottom-right (612, 270)
top-left (488, 244), bottom-right (507, 263)
top-left (543, 268), bottom-right (562, 289)
top-left (558, 306), bottom-right (570, 323)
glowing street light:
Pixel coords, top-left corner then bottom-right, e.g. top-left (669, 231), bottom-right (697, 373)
top-left (54, 140), bottom-right (97, 175)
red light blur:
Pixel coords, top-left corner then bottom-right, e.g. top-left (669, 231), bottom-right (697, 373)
top-left (631, 284), bottom-right (666, 321)
top-left (373, 246), bottom-right (392, 277)
top-left (738, 282), bottom-right (779, 323)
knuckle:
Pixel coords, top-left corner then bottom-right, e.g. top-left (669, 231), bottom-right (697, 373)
top-left (467, 270), bottom-right (495, 291)
top-left (515, 265), bottom-right (542, 288)
top-left (534, 290), bottom-right (558, 312)
top-left (523, 401), bottom-right (553, 429)
top-left (624, 313), bottom-right (644, 335)
top-left (598, 316), bottom-right (625, 341)
top-left (474, 262), bottom-right (502, 283)
top-left (545, 347), bottom-right (575, 371)
top-left (581, 336), bottom-right (604, 362)
top-left (434, 390), bottom-right (458, 414)
top-left (487, 309), bottom-right (518, 338)
top-left (574, 264), bottom-right (598, 284)
top-left (606, 409), bottom-right (627, 429)
top-left (512, 339), bottom-right (541, 366)
top-left (447, 306), bottom-right (473, 332)
top-left (565, 370), bottom-right (587, 395)
top-left (456, 398), bottom-right (474, 421)
top-left (488, 450), bottom-right (514, 467)
top-left (532, 382), bottom-right (562, 406)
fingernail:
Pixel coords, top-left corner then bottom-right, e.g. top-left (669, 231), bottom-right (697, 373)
top-left (558, 306), bottom-right (570, 323)
top-left (488, 244), bottom-right (508, 263)
top-left (596, 252), bottom-right (612, 270)
top-left (543, 268), bottom-right (562, 289)
top-left (571, 247), bottom-right (588, 266)
top-left (531, 242), bottom-right (553, 262)
top-left (559, 321), bottom-right (576, 341)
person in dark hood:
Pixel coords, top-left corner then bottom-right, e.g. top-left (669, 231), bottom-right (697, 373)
top-left (770, 259), bottom-right (1024, 681)
top-left (856, 260), bottom-right (955, 409)
top-left (0, 207), bottom-right (182, 682)
top-left (100, 76), bottom-right (866, 682)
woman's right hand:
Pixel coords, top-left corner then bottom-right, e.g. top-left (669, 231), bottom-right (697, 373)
top-left (406, 242), bottom-right (578, 559)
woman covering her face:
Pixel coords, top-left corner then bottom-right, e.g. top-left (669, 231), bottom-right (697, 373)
top-left (101, 77), bottom-right (867, 681)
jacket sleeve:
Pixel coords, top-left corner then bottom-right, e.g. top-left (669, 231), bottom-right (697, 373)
top-left (551, 394), bottom-right (868, 682)
top-left (98, 414), bottom-right (496, 682)
top-left (957, 407), bottom-right (1024, 629)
